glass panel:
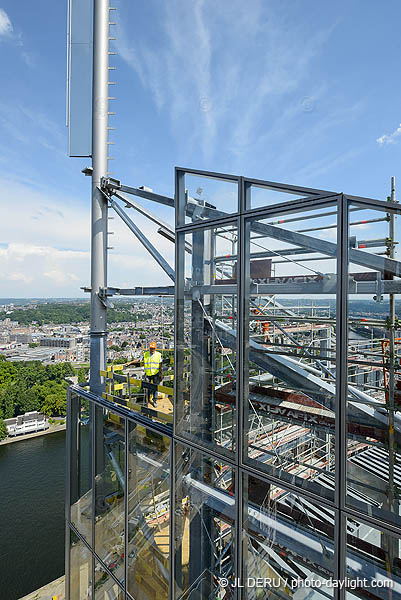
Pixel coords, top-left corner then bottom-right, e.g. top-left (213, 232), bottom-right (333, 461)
top-left (244, 205), bottom-right (338, 500)
top-left (68, 0), bottom-right (93, 157)
top-left (94, 408), bottom-right (125, 582)
top-left (94, 561), bottom-right (125, 599)
top-left (127, 421), bottom-right (170, 600)
top-left (177, 171), bottom-right (239, 225)
top-left (176, 224), bottom-right (238, 456)
top-left (346, 516), bottom-right (401, 598)
top-left (243, 473), bottom-right (335, 599)
top-left (174, 443), bottom-right (235, 598)
top-left (70, 529), bottom-right (92, 599)
top-left (346, 202), bottom-right (401, 526)
top-left (70, 392), bottom-right (92, 542)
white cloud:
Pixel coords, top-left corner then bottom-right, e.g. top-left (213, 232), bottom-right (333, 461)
top-left (0, 176), bottom-right (176, 296)
top-left (116, 0), bottom-right (334, 162)
top-left (44, 270), bottom-right (79, 285)
top-left (0, 8), bottom-right (12, 37)
top-left (377, 123), bottom-right (401, 145)
top-left (116, 0), bottom-right (215, 158)
top-left (0, 243), bottom-right (90, 296)
top-left (4, 272), bottom-right (33, 284)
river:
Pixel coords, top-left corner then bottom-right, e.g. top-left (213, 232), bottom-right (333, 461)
top-left (0, 431), bottom-right (66, 600)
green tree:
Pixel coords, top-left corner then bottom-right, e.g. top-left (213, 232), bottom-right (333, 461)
top-left (0, 418), bottom-right (7, 441)
top-left (0, 357), bottom-right (17, 386)
top-left (42, 391), bottom-right (66, 417)
top-left (19, 388), bottom-right (41, 413)
top-left (77, 368), bottom-right (87, 384)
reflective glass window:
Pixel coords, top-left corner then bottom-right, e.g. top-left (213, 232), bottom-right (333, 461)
top-left (346, 202), bottom-right (401, 526)
top-left (243, 473), bottom-right (335, 599)
top-left (174, 443), bottom-right (236, 598)
top-left (94, 408), bottom-right (125, 584)
top-left (244, 205), bottom-right (338, 500)
top-left (346, 516), bottom-right (401, 598)
top-left (70, 392), bottom-right (92, 542)
top-left (127, 421), bottom-right (170, 599)
top-left (176, 224), bottom-right (238, 456)
top-left (94, 561), bottom-right (125, 599)
top-left (69, 529), bottom-right (92, 599)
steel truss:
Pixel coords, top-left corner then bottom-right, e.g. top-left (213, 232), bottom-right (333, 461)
top-left (66, 164), bottom-right (401, 600)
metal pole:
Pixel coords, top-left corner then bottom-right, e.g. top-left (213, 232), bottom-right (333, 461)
top-left (90, 0), bottom-right (109, 396)
top-left (388, 176), bottom-right (397, 513)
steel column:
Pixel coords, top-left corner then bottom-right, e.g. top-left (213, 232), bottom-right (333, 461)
top-left (90, 0), bottom-right (109, 397)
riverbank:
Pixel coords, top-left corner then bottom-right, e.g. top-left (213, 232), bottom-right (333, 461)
top-left (0, 422), bottom-right (66, 446)
top-left (19, 575), bottom-right (65, 600)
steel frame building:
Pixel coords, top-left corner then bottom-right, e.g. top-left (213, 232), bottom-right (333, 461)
top-left (66, 165), bottom-right (401, 599)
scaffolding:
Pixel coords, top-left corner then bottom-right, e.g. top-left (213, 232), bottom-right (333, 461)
top-left (65, 3), bottom-right (401, 599)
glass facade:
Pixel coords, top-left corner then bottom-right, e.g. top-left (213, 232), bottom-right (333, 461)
top-left (67, 169), bottom-right (401, 599)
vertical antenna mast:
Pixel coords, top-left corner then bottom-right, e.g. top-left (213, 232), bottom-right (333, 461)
top-left (90, 0), bottom-right (110, 395)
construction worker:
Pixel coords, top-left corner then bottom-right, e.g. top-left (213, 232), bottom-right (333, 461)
top-left (143, 341), bottom-right (162, 407)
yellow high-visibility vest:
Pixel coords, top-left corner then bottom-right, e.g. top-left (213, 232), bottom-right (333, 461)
top-left (143, 350), bottom-right (162, 376)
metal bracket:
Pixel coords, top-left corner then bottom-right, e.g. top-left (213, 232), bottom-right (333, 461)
top-left (101, 176), bottom-right (121, 191)
top-left (373, 272), bottom-right (384, 303)
top-left (98, 287), bottom-right (114, 308)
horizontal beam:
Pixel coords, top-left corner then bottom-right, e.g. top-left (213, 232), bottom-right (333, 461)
top-left (189, 278), bottom-right (401, 296)
top-left (107, 286), bottom-right (175, 296)
top-left (118, 183), bottom-right (174, 207)
top-left (184, 198), bottom-right (401, 277)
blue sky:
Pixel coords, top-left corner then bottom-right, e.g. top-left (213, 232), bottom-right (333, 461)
top-left (0, 0), bottom-right (401, 297)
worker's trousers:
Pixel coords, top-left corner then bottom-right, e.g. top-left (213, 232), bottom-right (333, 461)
top-left (144, 371), bottom-right (161, 404)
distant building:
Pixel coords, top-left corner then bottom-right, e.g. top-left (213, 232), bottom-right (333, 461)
top-left (40, 336), bottom-right (76, 349)
top-left (5, 412), bottom-right (49, 437)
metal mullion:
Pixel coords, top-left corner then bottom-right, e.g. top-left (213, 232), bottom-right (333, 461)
top-left (235, 464), bottom-right (241, 600)
top-left (175, 430), bottom-right (340, 511)
top-left (65, 523), bottom-right (71, 600)
top-left (341, 505), bottom-right (401, 537)
top-left (93, 550), bottom-right (126, 594)
top-left (176, 196), bottom-right (341, 234)
top-left (336, 194), bottom-right (348, 600)
top-left (345, 194), bottom-right (401, 213)
top-left (175, 167), bottom-right (186, 229)
top-left (124, 417), bottom-right (128, 596)
top-left (175, 215), bottom-right (238, 234)
top-left (176, 165), bottom-right (240, 182)
top-left (72, 385), bottom-right (171, 436)
top-left (235, 181), bottom-right (245, 599)
top-left (91, 396), bottom-right (96, 599)
top-left (243, 175), bottom-right (336, 197)
top-left (174, 432), bottom-right (237, 466)
top-left (241, 458), bottom-right (337, 510)
top-left (240, 216), bottom-right (251, 476)
top-left (68, 520), bottom-right (126, 597)
top-left (245, 196), bottom-right (341, 225)
top-left (244, 193), bottom-right (341, 219)
top-left (169, 438), bottom-right (175, 600)
top-left (174, 230), bottom-right (185, 437)
top-left (65, 388), bottom-right (72, 600)
top-left (337, 510), bottom-right (346, 600)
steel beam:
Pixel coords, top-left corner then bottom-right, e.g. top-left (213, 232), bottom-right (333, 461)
top-left (107, 285), bottom-right (175, 296)
top-left (109, 197), bottom-right (175, 282)
top-left (185, 201), bottom-right (401, 276)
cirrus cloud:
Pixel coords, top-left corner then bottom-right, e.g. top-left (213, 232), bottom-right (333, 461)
top-left (0, 8), bottom-right (12, 37)
top-left (377, 123), bottom-right (401, 145)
